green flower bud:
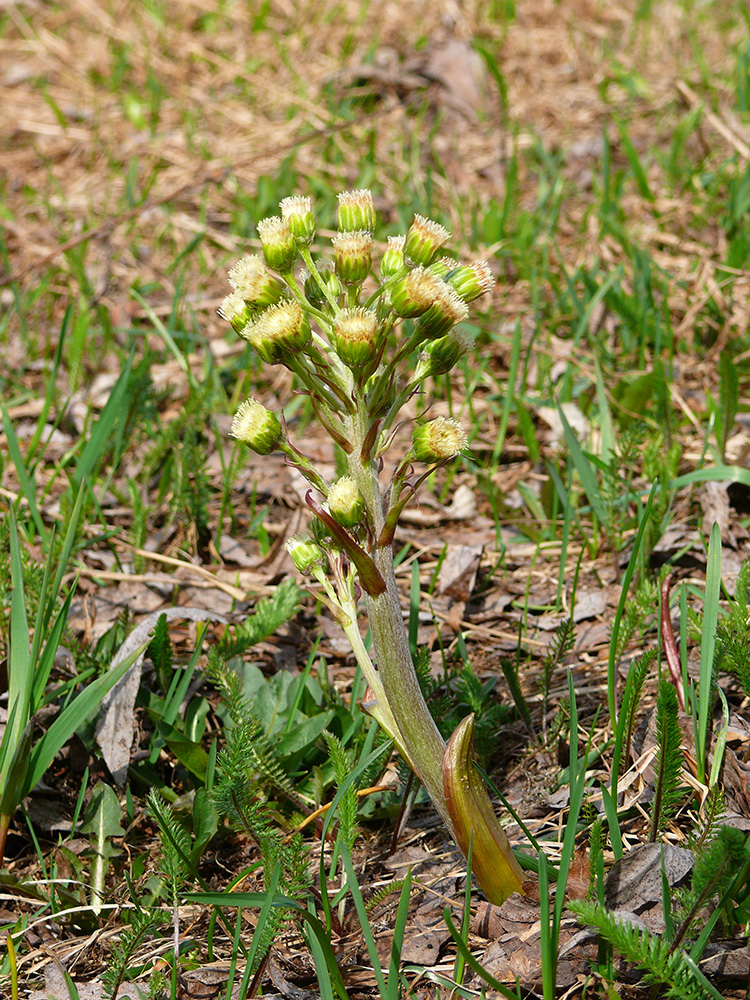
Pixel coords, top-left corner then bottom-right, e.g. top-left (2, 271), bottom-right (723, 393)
top-left (412, 416), bottom-right (468, 463)
top-left (331, 307), bottom-right (379, 368)
top-left (218, 290), bottom-right (254, 333)
top-left (286, 533), bottom-right (325, 574)
top-left (311, 513), bottom-right (334, 546)
top-left (227, 254), bottom-right (287, 309)
top-left (242, 301), bottom-right (311, 364)
top-left (415, 281), bottom-right (468, 340)
top-left (380, 235), bottom-right (405, 278)
top-left (390, 266), bottom-right (444, 318)
top-left (427, 256), bottom-right (455, 279)
top-left (417, 328), bottom-right (472, 377)
top-left (445, 260), bottom-right (495, 302)
top-left (230, 397), bottom-right (282, 454)
top-left (327, 475), bottom-right (365, 528)
top-left (332, 231), bottom-right (373, 286)
top-left (257, 216), bottom-right (298, 274)
top-left (280, 195), bottom-right (316, 246)
top-left (403, 214), bottom-right (451, 268)
top-left (301, 262), bottom-right (342, 309)
top-left (337, 189), bottom-right (376, 233)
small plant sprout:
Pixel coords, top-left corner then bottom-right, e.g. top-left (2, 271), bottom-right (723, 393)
top-left (221, 190), bottom-right (524, 904)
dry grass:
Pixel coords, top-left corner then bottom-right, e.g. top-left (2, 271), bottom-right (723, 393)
top-left (3, 0), bottom-right (747, 329)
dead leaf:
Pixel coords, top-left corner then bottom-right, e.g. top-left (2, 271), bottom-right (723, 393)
top-left (604, 843), bottom-right (693, 914)
top-left (95, 606), bottom-right (228, 784)
top-left (700, 481), bottom-right (730, 542)
top-left (438, 543), bottom-right (483, 601)
top-left (565, 846), bottom-right (591, 901)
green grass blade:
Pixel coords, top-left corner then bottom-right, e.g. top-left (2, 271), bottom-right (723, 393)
top-left (491, 318), bottom-right (522, 467)
top-left (670, 465), bottom-right (750, 490)
top-left (244, 861), bottom-right (281, 978)
top-left (25, 305), bottom-right (71, 466)
top-left (0, 721), bottom-right (32, 818)
top-left (340, 843), bottom-right (388, 997)
top-left (30, 584), bottom-right (77, 712)
top-left (442, 909), bottom-right (522, 999)
top-left (5, 510), bottom-right (32, 766)
top-left (679, 953), bottom-right (726, 1000)
top-left (710, 686), bottom-right (730, 788)
top-left (305, 921), bottom-right (337, 1000)
top-left (593, 356), bottom-right (616, 466)
top-left (557, 405), bottom-right (607, 526)
top-left (23, 643), bottom-right (148, 796)
top-left (599, 785), bottom-right (623, 861)
top-left (185, 892), bottom-right (350, 1000)
top-left (696, 522), bottom-right (721, 782)
top-left (607, 482), bottom-right (658, 730)
top-left (386, 869), bottom-right (413, 1000)
top-left (614, 117), bottom-right (655, 201)
top-left (73, 351), bottom-right (134, 483)
top-left (452, 837), bottom-right (473, 986)
top-left (130, 289), bottom-right (199, 391)
top-left (2, 409), bottom-right (46, 539)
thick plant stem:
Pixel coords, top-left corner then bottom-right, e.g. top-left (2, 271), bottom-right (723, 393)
top-left (365, 542), bottom-right (525, 904)
top-left (365, 547), bottom-right (454, 836)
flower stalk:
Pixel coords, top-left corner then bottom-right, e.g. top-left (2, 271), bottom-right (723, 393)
top-left (221, 190), bottom-right (524, 904)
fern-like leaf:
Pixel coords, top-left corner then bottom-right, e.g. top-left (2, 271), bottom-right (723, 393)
top-left (148, 789), bottom-right (192, 899)
top-left (147, 613), bottom-right (173, 694)
top-left (619, 648), bottom-right (656, 772)
top-left (216, 577), bottom-right (299, 660)
top-left (539, 616), bottom-right (574, 702)
top-left (102, 908), bottom-right (169, 999)
top-left (650, 677), bottom-right (685, 841)
top-left (322, 730), bottom-right (358, 850)
top-left (570, 900), bottom-right (715, 999)
top-left (673, 824), bottom-right (749, 946)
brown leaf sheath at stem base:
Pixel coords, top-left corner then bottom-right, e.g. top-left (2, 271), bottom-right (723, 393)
top-left (443, 714), bottom-right (525, 904)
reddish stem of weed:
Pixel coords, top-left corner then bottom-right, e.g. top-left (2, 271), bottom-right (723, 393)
top-left (660, 573), bottom-right (686, 711)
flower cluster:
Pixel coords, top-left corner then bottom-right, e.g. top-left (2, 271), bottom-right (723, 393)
top-left (221, 192), bottom-right (525, 905)
top-left (224, 191), bottom-right (491, 492)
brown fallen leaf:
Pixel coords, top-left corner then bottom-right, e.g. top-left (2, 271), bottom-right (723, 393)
top-left (438, 543), bottom-right (483, 601)
top-left (95, 606), bottom-right (228, 784)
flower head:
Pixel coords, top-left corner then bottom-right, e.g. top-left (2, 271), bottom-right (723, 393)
top-left (242, 301), bottom-right (311, 364)
top-left (286, 533), bottom-right (325, 574)
top-left (230, 398), bottom-right (282, 454)
top-left (417, 328), bottom-right (473, 377)
top-left (280, 195), bottom-right (316, 246)
top-left (427, 256), bottom-right (455, 279)
top-left (390, 266), bottom-right (444, 318)
top-left (337, 189), bottom-right (376, 233)
top-left (403, 214), bottom-right (451, 268)
top-left (412, 416), bottom-right (468, 463)
top-left (332, 231), bottom-right (373, 286)
top-left (218, 290), bottom-right (254, 333)
top-left (380, 235), bottom-right (405, 278)
top-left (257, 216), bottom-right (298, 274)
top-left (445, 260), bottom-right (495, 302)
top-left (331, 307), bottom-right (380, 368)
top-left (327, 475), bottom-right (365, 528)
top-left (227, 254), bottom-right (286, 308)
top-left (415, 281), bottom-right (468, 340)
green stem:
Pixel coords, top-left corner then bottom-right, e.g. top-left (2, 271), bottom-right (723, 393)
top-left (299, 247), bottom-right (342, 315)
top-left (364, 545), bottom-right (454, 835)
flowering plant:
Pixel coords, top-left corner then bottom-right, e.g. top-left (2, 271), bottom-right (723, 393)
top-left (221, 190), bottom-right (525, 903)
